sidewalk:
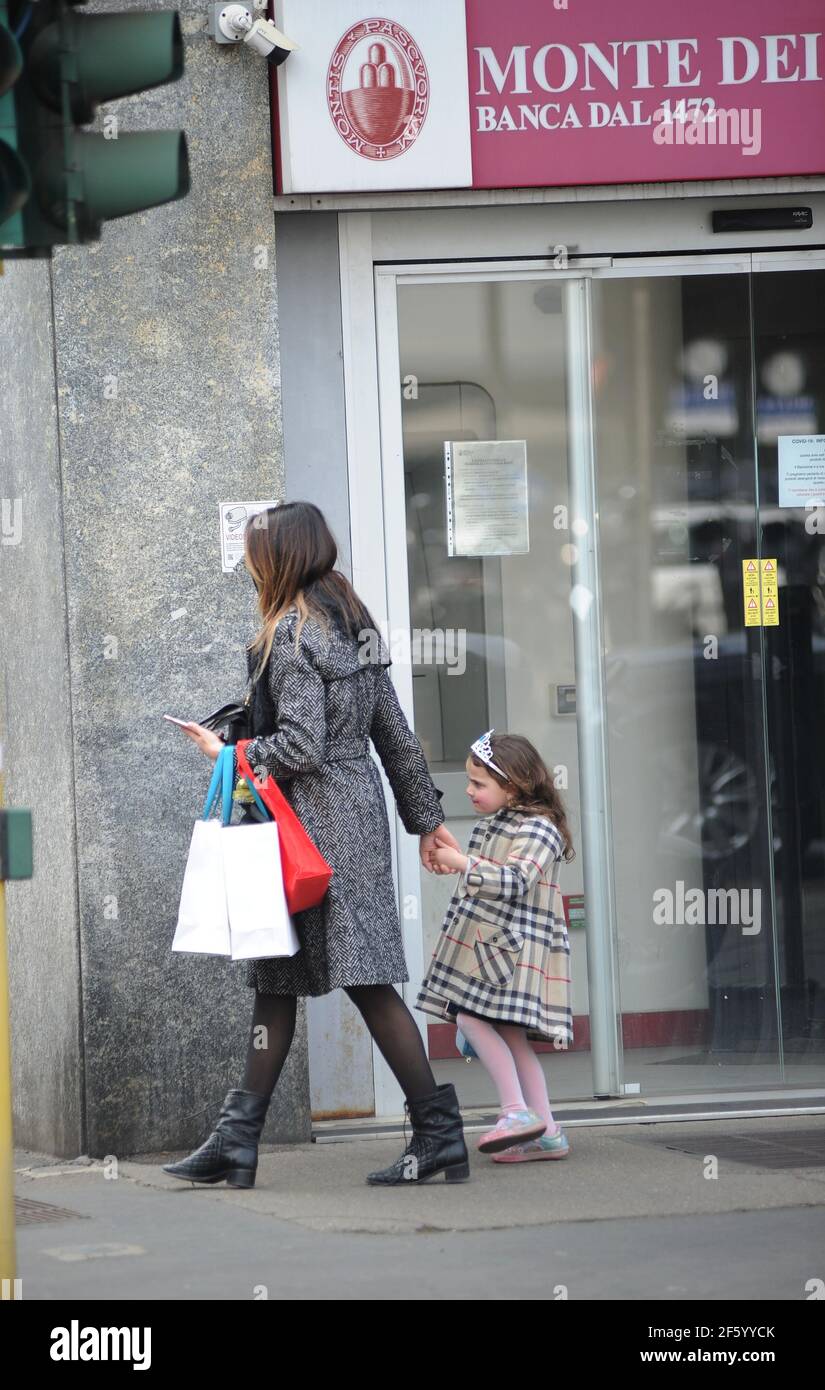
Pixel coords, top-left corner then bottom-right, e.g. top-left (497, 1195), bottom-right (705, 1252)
top-left (12, 1114), bottom-right (825, 1300)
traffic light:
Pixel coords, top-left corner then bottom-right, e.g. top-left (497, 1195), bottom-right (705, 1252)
top-left (0, 0), bottom-right (189, 257)
top-left (0, 2), bottom-right (28, 243)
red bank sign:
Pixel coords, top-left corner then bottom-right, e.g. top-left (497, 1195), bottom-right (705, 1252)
top-left (272, 0), bottom-right (825, 194)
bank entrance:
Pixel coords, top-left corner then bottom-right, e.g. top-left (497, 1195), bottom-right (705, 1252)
top-left (360, 248), bottom-right (825, 1113)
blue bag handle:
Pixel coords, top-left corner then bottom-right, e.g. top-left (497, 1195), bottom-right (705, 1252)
top-left (202, 745), bottom-right (235, 825)
top-left (201, 744), bottom-right (270, 825)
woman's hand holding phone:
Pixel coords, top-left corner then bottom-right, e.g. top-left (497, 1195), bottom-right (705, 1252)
top-left (163, 715), bottom-right (225, 762)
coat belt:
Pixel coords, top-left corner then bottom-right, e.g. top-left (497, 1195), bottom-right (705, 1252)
top-left (323, 739), bottom-right (370, 763)
top-left (232, 740), bottom-right (370, 802)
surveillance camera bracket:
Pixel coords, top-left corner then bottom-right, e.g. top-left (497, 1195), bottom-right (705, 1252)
top-left (208, 4), bottom-right (253, 45)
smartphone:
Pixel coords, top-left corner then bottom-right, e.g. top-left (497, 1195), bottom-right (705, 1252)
top-left (163, 715), bottom-right (192, 727)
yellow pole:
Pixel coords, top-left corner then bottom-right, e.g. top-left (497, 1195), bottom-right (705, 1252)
top-left (0, 738), bottom-right (16, 1288)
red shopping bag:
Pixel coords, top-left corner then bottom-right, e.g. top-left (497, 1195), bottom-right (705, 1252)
top-left (235, 741), bottom-right (332, 913)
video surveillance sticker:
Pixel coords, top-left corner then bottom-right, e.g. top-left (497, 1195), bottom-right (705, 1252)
top-left (220, 500), bottom-right (280, 573)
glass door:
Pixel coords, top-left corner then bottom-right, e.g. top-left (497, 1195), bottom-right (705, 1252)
top-left (591, 261), bottom-right (781, 1095)
top-left (753, 257), bottom-right (825, 1088)
top-left (374, 252), bottom-right (825, 1106)
top-left (377, 266), bottom-right (600, 1105)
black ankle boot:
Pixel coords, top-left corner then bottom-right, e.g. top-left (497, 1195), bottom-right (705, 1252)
top-left (162, 1089), bottom-right (270, 1188)
top-left (366, 1082), bottom-right (470, 1185)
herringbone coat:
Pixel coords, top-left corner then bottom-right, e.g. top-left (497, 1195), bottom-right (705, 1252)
top-left (237, 602), bottom-right (444, 995)
top-left (416, 809), bottom-right (573, 1044)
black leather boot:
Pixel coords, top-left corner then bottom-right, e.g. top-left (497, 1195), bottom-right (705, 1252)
top-left (162, 1089), bottom-right (270, 1188)
top-left (366, 1082), bottom-right (470, 1185)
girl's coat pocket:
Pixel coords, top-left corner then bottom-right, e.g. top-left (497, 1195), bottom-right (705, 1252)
top-left (468, 923), bottom-right (525, 986)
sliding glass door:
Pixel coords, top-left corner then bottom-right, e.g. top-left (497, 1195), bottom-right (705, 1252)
top-left (375, 252), bottom-right (825, 1102)
top-left (752, 260), bottom-right (825, 1085)
top-left (592, 263), bottom-right (777, 1092)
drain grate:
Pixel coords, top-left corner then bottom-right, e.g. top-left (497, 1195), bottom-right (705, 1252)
top-left (648, 1127), bottom-right (825, 1169)
top-left (15, 1197), bottom-right (89, 1228)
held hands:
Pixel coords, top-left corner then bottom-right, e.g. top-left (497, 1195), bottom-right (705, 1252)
top-left (419, 824), bottom-right (469, 876)
top-left (430, 843), bottom-right (469, 875)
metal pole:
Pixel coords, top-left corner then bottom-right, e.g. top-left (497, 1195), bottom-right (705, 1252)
top-left (564, 276), bottom-right (623, 1097)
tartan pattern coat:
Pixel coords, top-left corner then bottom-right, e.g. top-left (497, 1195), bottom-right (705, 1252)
top-left (415, 808), bottom-right (573, 1045)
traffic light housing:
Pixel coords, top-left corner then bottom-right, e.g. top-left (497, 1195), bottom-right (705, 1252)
top-left (0, 0), bottom-right (189, 256)
top-left (0, 3), bottom-right (28, 239)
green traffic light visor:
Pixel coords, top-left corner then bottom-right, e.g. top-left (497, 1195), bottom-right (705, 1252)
top-left (31, 11), bottom-right (184, 122)
top-left (39, 129), bottom-right (189, 233)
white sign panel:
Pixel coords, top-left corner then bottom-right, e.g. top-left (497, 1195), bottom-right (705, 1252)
top-left (778, 434), bottom-right (825, 507)
top-left (445, 440), bottom-right (529, 557)
top-left (220, 501), bottom-right (280, 573)
top-left (274, 1), bottom-right (472, 193)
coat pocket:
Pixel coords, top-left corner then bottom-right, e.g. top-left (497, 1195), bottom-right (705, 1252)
top-left (468, 923), bottom-right (525, 987)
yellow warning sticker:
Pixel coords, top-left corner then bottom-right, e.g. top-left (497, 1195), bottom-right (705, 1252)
top-left (743, 559), bottom-right (760, 626)
top-left (742, 559), bottom-right (779, 627)
top-left (761, 558), bottom-right (779, 626)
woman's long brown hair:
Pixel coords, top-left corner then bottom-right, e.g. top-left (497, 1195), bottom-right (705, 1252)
top-left (471, 733), bottom-right (576, 862)
top-left (243, 501), bottom-right (379, 682)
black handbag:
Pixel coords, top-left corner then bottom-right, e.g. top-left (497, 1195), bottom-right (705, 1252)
top-left (201, 643), bottom-right (276, 746)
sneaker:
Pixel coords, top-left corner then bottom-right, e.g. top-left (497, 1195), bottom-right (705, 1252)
top-left (476, 1107), bottom-right (547, 1154)
top-left (491, 1126), bottom-right (570, 1162)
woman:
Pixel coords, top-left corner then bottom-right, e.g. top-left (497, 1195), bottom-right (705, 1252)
top-left (163, 501), bottom-right (470, 1187)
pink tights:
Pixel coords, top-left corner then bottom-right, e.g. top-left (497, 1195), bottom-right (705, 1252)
top-left (456, 1012), bottom-right (558, 1133)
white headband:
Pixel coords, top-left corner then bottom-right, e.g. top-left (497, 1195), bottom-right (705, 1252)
top-left (470, 728), bottom-right (508, 780)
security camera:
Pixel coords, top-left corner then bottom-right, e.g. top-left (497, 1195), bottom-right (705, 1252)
top-left (209, 5), bottom-right (298, 66)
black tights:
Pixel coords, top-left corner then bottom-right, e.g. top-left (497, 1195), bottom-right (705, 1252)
top-left (241, 985), bottom-right (436, 1103)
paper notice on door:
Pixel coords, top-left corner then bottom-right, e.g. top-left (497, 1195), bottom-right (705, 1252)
top-left (777, 434), bottom-right (825, 508)
top-left (444, 440), bottom-right (529, 557)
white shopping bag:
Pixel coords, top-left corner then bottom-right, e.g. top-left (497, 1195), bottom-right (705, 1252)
top-left (221, 820), bottom-right (300, 960)
top-left (172, 819), bottom-right (232, 956)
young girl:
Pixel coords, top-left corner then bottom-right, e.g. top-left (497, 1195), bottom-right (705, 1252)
top-left (415, 730), bottom-right (574, 1162)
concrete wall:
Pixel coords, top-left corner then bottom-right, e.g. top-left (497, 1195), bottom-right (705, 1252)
top-left (0, 244), bottom-right (82, 1157)
top-left (0, 1), bottom-right (309, 1156)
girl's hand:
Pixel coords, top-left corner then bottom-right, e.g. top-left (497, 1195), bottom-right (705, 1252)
top-left (431, 845), bottom-right (469, 875)
top-left (420, 822), bottom-right (461, 872)
top-left (172, 722), bottom-right (225, 762)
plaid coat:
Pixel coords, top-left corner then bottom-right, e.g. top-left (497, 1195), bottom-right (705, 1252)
top-left (415, 808), bottom-right (573, 1045)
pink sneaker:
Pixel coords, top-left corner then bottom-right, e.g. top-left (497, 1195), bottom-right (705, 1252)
top-left (477, 1107), bottom-right (547, 1154)
top-left (492, 1126), bottom-right (570, 1162)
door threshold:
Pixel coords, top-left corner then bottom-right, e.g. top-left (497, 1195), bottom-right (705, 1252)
top-left (310, 1091), bottom-right (825, 1142)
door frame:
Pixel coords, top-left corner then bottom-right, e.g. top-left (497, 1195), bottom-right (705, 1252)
top-left (340, 209), bottom-right (825, 1115)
